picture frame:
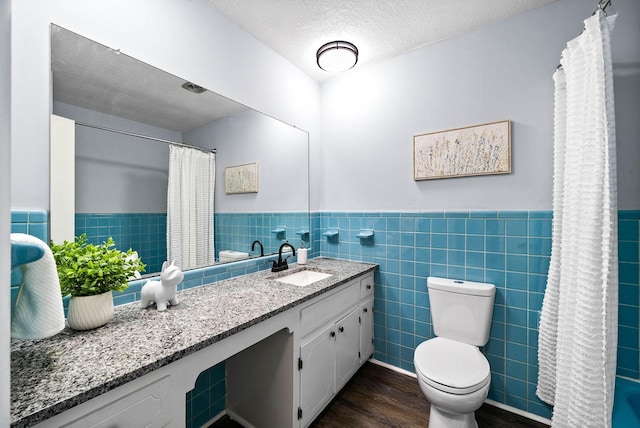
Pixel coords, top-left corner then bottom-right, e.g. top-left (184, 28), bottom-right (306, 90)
top-left (413, 120), bottom-right (511, 180)
top-left (224, 162), bottom-right (259, 194)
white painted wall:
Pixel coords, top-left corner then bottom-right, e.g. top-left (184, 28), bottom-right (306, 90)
top-left (1, 0), bottom-right (11, 424)
top-left (54, 101), bottom-right (309, 214)
top-left (184, 109), bottom-right (309, 213)
top-left (318, 0), bottom-right (640, 211)
top-left (53, 101), bottom-right (179, 214)
top-left (11, 0), bottom-right (320, 211)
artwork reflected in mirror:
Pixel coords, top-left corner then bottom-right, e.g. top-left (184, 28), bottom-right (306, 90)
top-left (50, 25), bottom-right (310, 276)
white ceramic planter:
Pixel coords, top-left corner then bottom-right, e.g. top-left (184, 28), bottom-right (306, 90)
top-left (67, 290), bottom-right (114, 330)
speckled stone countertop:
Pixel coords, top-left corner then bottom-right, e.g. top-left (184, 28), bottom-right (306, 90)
top-left (10, 257), bottom-right (376, 427)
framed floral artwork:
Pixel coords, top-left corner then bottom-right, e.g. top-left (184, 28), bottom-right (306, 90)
top-left (414, 120), bottom-right (511, 180)
top-left (224, 162), bottom-right (258, 194)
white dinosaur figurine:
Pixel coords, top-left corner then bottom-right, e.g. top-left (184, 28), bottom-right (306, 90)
top-left (140, 260), bottom-right (184, 311)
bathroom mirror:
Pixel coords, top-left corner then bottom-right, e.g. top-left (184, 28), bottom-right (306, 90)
top-left (50, 25), bottom-right (310, 276)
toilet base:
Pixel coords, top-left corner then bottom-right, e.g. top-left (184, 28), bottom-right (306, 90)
top-left (429, 404), bottom-right (478, 428)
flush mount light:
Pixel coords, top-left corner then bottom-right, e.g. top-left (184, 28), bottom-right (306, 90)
top-left (316, 41), bottom-right (358, 72)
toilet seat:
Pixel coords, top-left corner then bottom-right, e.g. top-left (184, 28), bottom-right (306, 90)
top-left (415, 337), bottom-right (490, 395)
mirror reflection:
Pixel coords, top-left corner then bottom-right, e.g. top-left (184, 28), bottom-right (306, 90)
top-left (50, 25), bottom-right (310, 276)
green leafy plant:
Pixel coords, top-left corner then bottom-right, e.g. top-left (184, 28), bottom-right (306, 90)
top-left (51, 234), bottom-right (146, 297)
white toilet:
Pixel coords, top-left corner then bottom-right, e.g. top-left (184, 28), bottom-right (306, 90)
top-left (414, 277), bottom-right (496, 428)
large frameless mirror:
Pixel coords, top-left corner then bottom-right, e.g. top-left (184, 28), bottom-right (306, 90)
top-left (50, 25), bottom-right (310, 276)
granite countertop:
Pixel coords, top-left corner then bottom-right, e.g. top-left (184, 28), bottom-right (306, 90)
top-left (10, 257), bottom-right (377, 427)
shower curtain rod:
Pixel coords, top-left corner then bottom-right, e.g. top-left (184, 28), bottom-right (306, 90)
top-left (594, 0), bottom-right (612, 16)
top-left (74, 121), bottom-right (216, 154)
top-left (555, 0), bottom-right (613, 71)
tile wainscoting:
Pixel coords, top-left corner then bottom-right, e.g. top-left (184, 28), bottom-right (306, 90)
top-left (312, 210), bottom-right (640, 420)
top-left (10, 209), bottom-right (639, 423)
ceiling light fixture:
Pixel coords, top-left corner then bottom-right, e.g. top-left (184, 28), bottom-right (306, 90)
top-left (316, 41), bottom-right (358, 72)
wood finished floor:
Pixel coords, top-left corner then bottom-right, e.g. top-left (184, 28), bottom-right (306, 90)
top-left (209, 362), bottom-right (550, 428)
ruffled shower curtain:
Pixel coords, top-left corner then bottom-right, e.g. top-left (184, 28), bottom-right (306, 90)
top-left (537, 11), bottom-right (618, 428)
top-left (167, 145), bottom-right (215, 270)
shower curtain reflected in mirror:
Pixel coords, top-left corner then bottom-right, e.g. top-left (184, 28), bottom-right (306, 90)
top-left (167, 145), bottom-right (216, 271)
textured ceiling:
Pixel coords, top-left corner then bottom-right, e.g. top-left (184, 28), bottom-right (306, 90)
top-left (51, 26), bottom-right (247, 133)
top-left (52, 1), bottom-right (558, 132)
top-left (209, 0), bottom-right (556, 81)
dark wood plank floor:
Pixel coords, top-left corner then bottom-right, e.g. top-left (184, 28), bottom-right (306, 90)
top-left (209, 362), bottom-right (550, 428)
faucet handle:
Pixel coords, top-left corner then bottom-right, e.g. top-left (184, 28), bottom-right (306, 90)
top-left (271, 258), bottom-right (288, 273)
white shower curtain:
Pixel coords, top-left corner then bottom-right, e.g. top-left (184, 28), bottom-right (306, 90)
top-left (537, 11), bottom-right (618, 428)
top-left (167, 145), bottom-right (215, 270)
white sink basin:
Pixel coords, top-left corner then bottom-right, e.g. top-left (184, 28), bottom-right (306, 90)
top-left (275, 270), bottom-right (333, 287)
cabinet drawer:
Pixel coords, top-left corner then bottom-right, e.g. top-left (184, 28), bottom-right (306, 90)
top-left (300, 280), bottom-right (359, 335)
top-left (360, 274), bottom-right (374, 299)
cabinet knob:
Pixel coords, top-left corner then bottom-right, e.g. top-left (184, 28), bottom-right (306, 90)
top-left (330, 331), bottom-right (336, 337)
top-left (363, 308), bottom-right (368, 313)
top-left (366, 284), bottom-right (372, 289)
top-left (339, 326), bottom-right (344, 333)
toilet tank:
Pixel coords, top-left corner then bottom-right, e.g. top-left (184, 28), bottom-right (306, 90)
top-left (427, 277), bottom-right (496, 347)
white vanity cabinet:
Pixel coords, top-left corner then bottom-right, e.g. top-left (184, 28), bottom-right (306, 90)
top-left (360, 298), bottom-right (374, 364)
top-left (32, 368), bottom-right (177, 428)
top-left (299, 319), bottom-right (342, 426)
top-left (299, 308), bottom-right (360, 426)
top-left (16, 260), bottom-right (376, 428)
top-left (297, 273), bottom-right (374, 427)
top-left (334, 308), bottom-right (361, 391)
top-left (360, 274), bottom-right (375, 364)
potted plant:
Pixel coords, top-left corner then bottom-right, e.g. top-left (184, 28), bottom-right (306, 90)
top-left (51, 234), bottom-right (146, 330)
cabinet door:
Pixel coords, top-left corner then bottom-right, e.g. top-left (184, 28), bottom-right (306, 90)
top-left (335, 308), bottom-right (361, 391)
top-left (300, 324), bottom-right (336, 427)
top-left (360, 298), bottom-right (374, 364)
top-left (59, 375), bottom-right (171, 428)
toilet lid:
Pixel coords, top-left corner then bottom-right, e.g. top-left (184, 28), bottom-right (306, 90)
top-left (415, 337), bottom-right (490, 395)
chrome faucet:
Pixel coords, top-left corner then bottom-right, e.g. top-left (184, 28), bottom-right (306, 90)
top-left (251, 240), bottom-right (264, 257)
top-left (272, 243), bottom-right (296, 272)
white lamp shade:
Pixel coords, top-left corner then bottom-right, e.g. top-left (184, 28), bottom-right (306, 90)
top-left (317, 41), bottom-right (358, 72)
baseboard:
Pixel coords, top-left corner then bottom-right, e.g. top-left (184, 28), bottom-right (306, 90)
top-left (484, 399), bottom-right (552, 426)
top-left (369, 358), bottom-right (552, 426)
top-left (200, 410), bottom-right (227, 428)
top-left (369, 358), bottom-right (417, 378)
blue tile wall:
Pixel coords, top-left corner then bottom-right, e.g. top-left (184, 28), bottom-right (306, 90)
top-left (12, 210), bottom-right (285, 309)
top-left (314, 210), bottom-right (640, 421)
top-left (10, 210), bottom-right (49, 309)
top-left (113, 254), bottom-right (282, 307)
top-left (75, 213), bottom-right (167, 274)
top-left (215, 212), bottom-right (310, 258)
top-left (618, 211), bottom-right (640, 379)
top-left (186, 361), bottom-right (226, 428)
top-left (11, 209), bottom-right (639, 422)
top-left (75, 211), bottom-right (310, 275)
top-left (10, 209), bottom-right (48, 238)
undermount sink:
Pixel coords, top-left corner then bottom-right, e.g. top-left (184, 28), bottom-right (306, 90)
top-left (274, 270), bottom-right (333, 287)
